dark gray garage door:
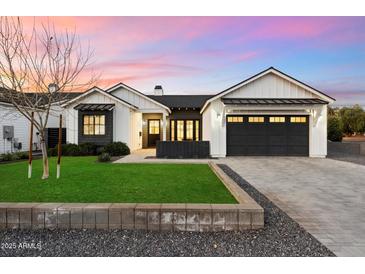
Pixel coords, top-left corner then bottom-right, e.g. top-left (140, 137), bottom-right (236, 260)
top-left (226, 115), bottom-right (309, 156)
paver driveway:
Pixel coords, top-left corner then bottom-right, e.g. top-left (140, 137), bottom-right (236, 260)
top-left (221, 157), bottom-right (365, 256)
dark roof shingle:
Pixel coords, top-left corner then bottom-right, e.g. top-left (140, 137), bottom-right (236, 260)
top-left (147, 95), bottom-right (212, 109)
top-left (0, 88), bottom-right (83, 106)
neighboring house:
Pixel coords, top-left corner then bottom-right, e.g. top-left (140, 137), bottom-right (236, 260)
top-left (0, 92), bottom-right (81, 154)
top-left (62, 67), bottom-right (335, 158)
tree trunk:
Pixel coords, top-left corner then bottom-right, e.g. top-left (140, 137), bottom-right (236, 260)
top-left (40, 137), bottom-right (49, 179)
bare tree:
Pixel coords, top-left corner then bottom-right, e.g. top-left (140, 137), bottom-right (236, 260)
top-left (0, 17), bottom-right (96, 179)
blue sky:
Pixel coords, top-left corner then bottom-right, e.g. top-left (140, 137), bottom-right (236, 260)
top-left (24, 16), bottom-right (365, 105)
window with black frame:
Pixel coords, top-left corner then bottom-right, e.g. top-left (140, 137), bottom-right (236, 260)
top-left (83, 114), bottom-right (105, 135)
top-left (170, 119), bottom-right (200, 141)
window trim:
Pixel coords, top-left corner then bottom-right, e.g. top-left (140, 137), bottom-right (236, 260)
top-left (82, 114), bottom-right (106, 136)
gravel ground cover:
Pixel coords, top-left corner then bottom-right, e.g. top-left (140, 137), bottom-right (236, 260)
top-left (0, 165), bottom-right (335, 257)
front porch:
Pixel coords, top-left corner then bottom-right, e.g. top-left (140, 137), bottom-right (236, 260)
top-left (141, 112), bottom-right (167, 148)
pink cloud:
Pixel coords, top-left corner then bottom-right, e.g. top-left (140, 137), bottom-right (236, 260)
top-left (236, 51), bottom-right (261, 61)
top-left (253, 17), bottom-right (333, 39)
top-left (96, 60), bottom-right (203, 72)
top-left (2, 16), bottom-right (363, 106)
top-left (20, 16), bottom-right (114, 34)
top-left (231, 17), bottom-right (365, 46)
top-left (95, 69), bottom-right (203, 90)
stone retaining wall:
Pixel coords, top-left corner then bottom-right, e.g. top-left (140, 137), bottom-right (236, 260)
top-left (0, 164), bottom-right (264, 232)
top-left (0, 202), bottom-right (263, 231)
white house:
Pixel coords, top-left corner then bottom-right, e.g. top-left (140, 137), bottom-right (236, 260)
top-left (0, 94), bottom-right (77, 154)
top-left (61, 67), bottom-right (334, 158)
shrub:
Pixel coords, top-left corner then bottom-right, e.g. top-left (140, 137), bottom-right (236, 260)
top-left (79, 142), bottom-right (97, 156)
top-left (15, 151), bottom-right (29, 159)
top-left (328, 116), bottom-right (343, 142)
top-left (0, 153), bottom-right (14, 162)
top-left (48, 147), bottom-right (58, 157)
top-left (62, 143), bottom-right (81, 156)
top-left (98, 152), bottom-right (111, 162)
top-left (0, 152), bottom-right (25, 162)
top-left (102, 142), bottom-right (130, 156)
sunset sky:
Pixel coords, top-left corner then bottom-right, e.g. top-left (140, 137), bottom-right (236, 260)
top-left (24, 16), bottom-right (365, 105)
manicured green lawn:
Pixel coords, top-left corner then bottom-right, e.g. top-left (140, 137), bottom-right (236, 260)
top-left (0, 157), bottom-right (236, 203)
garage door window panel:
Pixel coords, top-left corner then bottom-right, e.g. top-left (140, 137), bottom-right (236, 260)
top-left (269, 117), bottom-right (285, 123)
top-left (248, 116), bottom-right (264, 123)
top-left (290, 117), bottom-right (307, 123)
top-left (227, 116), bottom-right (244, 123)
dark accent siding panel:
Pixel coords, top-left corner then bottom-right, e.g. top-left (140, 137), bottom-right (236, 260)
top-left (169, 109), bottom-right (202, 120)
top-left (78, 110), bottom-right (113, 146)
top-left (156, 141), bottom-right (210, 158)
top-left (46, 128), bottom-right (66, 149)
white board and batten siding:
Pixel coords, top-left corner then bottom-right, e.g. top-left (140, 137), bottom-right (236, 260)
top-left (1, 103), bottom-right (64, 154)
top-left (309, 104), bottom-right (328, 157)
top-left (1, 104), bottom-right (33, 154)
top-left (202, 101), bottom-right (226, 158)
top-left (65, 91), bottom-right (132, 147)
top-left (111, 87), bottom-right (166, 112)
top-left (224, 73), bottom-right (315, 99)
top-left (130, 112), bottom-right (142, 151)
top-left (203, 72), bottom-right (329, 158)
top-left (111, 86), bottom-right (169, 151)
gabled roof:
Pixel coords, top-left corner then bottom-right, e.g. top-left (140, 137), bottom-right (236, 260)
top-left (106, 82), bottom-right (171, 113)
top-left (61, 86), bottom-right (138, 109)
top-left (147, 95), bottom-right (212, 109)
top-left (200, 67), bottom-right (336, 113)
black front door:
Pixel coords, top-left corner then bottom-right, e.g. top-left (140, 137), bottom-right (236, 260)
top-left (148, 119), bottom-right (160, 147)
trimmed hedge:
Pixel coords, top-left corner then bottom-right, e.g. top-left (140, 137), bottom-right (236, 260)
top-left (48, 142), bottom-right (130, 157)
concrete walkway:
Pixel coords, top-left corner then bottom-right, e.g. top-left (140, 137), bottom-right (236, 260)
top-left (221, 157), bottom-right (365, 256)
top-left (113, 149), bottom-right (217, 164)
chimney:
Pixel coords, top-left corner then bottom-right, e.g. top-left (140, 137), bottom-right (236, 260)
top-left (153, 85), bottom-right (164, 96)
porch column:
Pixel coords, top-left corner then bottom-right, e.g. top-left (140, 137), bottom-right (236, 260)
top-left (162, 112), bottom-right (167, 141)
